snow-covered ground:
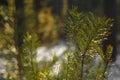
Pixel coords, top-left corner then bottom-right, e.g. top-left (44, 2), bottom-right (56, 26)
top-left (36, 41), bottom-right (68, 75)
top-left (1, 39), bottom-right (120, 79)
top-left (0, 41), bottom-right (69, 78)
top-left (36, 41), bottom-right (68, 61)
top-left (0, 58), bottom-right (6, 74)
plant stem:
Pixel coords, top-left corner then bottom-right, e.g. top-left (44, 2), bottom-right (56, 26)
top-left (29, 43), bottom-right (38, 80)
top-left (80, 53), bottom-right (85, 80)
top-left (102, 61), bottom-right (109, 80)
top-left (79, 29), bottom-right (98, 80)
top-left (14, 19), bottom-right (23, 80)
top-left (66, 55), bottom-right (70, 80)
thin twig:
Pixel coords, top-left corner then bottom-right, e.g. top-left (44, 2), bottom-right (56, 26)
top-left (102, 61), bottom-right (109, 80)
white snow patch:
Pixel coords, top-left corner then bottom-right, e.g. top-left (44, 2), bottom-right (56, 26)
top-left (36, 42), bottom-right (68, 61)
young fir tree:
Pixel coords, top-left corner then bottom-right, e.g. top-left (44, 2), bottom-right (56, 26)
top-left (21, 33), bottom-right (40, 80)
top-left (21, 33), bottom-right (58, 80)
top-left (58, 7), bottom-right (113, 80)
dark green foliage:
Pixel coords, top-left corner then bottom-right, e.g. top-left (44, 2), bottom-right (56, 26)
top-left (21, 33), bottom-right (40, 80)
top-left (66, 7), bottom-right (112, 52)
top-left (65, 7), bottom-right (113, 80)
top-left (21, 33), bottom-right (58, 80)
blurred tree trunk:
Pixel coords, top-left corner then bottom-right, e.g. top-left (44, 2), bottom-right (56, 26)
top-left (116, 0), bottom-right (120, 31)
top-left (33, 0), bottom-right (41, 12)
top-left (53, 0), bottom-right (62, 16)
top-left (0, 0), bottom-right (8, 6)
top-left (24, 0), bottom-right (35, 32)
top-left (61, 0), bottom-right (68, 18)
top-left (8, 0), bottom-right (15, 17)
top-left (103, 0), bottom-right (117, 62)
top-left (14, 0), bottom-right (25, 80)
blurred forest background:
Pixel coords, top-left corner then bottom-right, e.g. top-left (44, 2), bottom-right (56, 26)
top-left (0, 0), bottom-right (120, 80)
